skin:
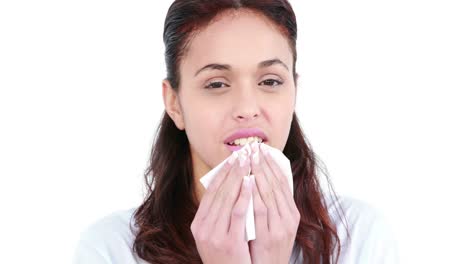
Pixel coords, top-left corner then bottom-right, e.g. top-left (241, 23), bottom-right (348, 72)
top-left (163, 9), bottom-right (300, 264)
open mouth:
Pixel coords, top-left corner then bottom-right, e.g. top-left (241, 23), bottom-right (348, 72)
top-left (226, 136), bottom-right (265, 147)
top-left (225, 137), bottom-right (267, 153)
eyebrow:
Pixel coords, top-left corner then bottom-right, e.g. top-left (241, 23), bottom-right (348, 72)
top-left (194, 58), bottom-right (289, 77)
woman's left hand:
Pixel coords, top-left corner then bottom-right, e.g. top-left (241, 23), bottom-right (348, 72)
top-left (248, 143), bottom-right (300, 264)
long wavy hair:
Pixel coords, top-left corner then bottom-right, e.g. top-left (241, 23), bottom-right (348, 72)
top-left (132, 0), bottom-right (348, 263)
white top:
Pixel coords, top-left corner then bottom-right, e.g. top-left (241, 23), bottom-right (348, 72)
top-left (72, 195), bottom-right (399, 264)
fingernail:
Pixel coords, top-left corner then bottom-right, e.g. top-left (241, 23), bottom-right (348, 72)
top-left (252, 151), bottom-right (259, 165)
top-left (239, 153), bottom-right (247, 167)
top-left (245, 143), bottom-right (252, 155)
top-left (249, 175), bottom-right (256, 186)
top-left (243, 175), bottom-right (251, 188)
top-left (242, 155), bottom-right (251, 168)
top-left (252, 141), bottom-right (259, 153)
top-left (228, 151), bottom-right (239, 165)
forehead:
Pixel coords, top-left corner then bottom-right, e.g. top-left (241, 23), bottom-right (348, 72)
top-left (180, 10), bottom-right (293, 74)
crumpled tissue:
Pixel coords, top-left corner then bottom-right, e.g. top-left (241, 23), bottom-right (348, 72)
top-left (199, 142), bottom-right (294, 241)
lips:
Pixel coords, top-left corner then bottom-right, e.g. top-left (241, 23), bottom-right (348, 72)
top-left (223, 128), bottom-right (268, 145)
top-left (225, 144), bottom-right (244, 152)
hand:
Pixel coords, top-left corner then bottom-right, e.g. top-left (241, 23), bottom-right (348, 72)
top-left (191, 151), bottom-right (253, 264)
top-left (248, 143), bottom-right (300, 264)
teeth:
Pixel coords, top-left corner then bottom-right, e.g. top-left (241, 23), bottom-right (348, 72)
top-left (230, 136), bottom-right (263, 146)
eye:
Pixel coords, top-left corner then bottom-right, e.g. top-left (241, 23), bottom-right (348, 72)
top-left (204, 81), bottom-right (230, 89)
top-left (258, 79), bottom-right (283, 87)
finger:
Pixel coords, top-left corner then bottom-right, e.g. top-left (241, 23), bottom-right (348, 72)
top-left (195, 152), bottom-right (238, 223)
top-left (213, 152), bottom-right (250, 235)
top-left (256, 144), bottom-right (287, 218)
top-left (250, 144), bottom-right (280, 231)
top-left (207, 152), bottom-right (239, 194)
top-left (251, 175), bottom-right (269, 238)
top-left (261, 145), bottom-right (297, 216)
top-left (229, 176), bottom-right (252, 241)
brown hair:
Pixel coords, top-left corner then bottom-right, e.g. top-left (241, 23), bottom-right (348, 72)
top-left (132, 0), bottom-right (348, 263)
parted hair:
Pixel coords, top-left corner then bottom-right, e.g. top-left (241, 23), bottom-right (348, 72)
top-left (132, 1), bottom-right (348, 263)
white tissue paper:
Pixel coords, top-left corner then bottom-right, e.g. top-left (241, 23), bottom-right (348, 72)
top-left (199, 142), bottom-right (294, 241)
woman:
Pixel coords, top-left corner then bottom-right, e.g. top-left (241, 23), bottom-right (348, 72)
top-left (73, 0), bottom-right (398, 263)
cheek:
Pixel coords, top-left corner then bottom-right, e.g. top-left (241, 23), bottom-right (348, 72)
top-left (268, 92), bottom-right (295, 119)
top-left (184, 109), bottom-right (227, 169)
top-left (180, 90), bottom-right (228, 138)
top-left (184, 107), bottom-right (223, 144)
top-left (185, 110), bottom-right (215, 136)
top-left (274, 110), bottom-right (294, 132)
top-left (268, 100), bottom-right (295, 149)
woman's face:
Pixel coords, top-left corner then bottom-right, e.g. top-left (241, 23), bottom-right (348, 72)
top-left (163, 10), bottom-right (296, 183)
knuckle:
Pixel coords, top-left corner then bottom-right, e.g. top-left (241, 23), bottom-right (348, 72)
top-left (220, 190), bottom-right (236, 206)
top-left (224, 243), bottom-right (236, 255)
top-left (254, 204), bottom-right (268, 216)
top-left (294, 208), bottom-right (301, 221)
top-left (286, 225), bottom-right (298, 237)
top-left (263, 240), bottom-right (274, 250)
top-left (210, 237), bottom-right (226, 250)
top-left (262, 188), bottom-right (273, 202)
top-left (271, 231), bottom-right (285, 242)
top-left (190, 222), bottom-right (197, 233)
top-left (231, 206), bottom-right (246, 218)
top-left (197, 232), bottom-right (209, 243)
top-left (225, 190), bottom-right (237, 202)
top-left (215, 187), bottom-right (227, 200)
top-left (239, 188), bottom-right (249, 200)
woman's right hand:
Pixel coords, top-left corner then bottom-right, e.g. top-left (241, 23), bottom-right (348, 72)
top-left (191, 151), bottom-right (253, 264)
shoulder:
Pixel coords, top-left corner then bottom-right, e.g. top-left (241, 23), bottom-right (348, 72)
top-left (326, 195), bottom-right (385, 230)
top-left (78, 207), bottom-right (138, 248)
top-left (324, 195), bottom-right (400, 263)
top-left (73, 207), bottom-right (147, 264)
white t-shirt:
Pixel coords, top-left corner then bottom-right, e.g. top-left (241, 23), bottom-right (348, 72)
top-left (72, 195), bottom-right (399, 263)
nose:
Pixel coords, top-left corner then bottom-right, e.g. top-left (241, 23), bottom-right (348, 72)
top-left (232, 85), bottom-right (260, 122)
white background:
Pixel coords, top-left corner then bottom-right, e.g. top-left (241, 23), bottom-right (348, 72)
top-left (0, 0), bottom-right (467, 263)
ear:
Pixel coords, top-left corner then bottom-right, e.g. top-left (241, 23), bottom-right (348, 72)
top-left (162, 79), bottom-right (185, 130)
